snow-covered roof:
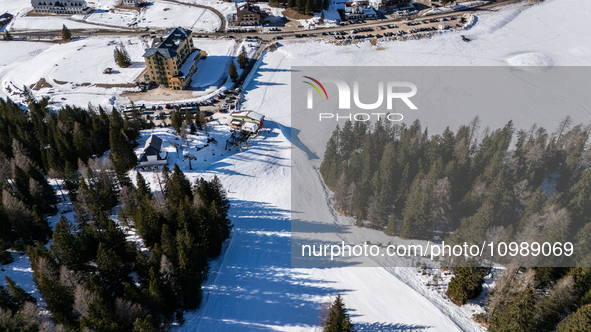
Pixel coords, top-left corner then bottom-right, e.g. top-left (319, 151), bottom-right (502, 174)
top-left (178, 50), bottom-right (201, 78)
top-left (231, 110), bottom-right (264, 122)
top-left (144, 134), bottom-right (163, 151)
top-left (243, 122), bottom-right (258, 130)
top-left (143, 27), bottom-right (193, 59)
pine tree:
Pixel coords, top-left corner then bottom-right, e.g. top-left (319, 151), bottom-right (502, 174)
top-left (134, 197), bottom-right (162, 248)
top-left (385, 215), bottom-right (397, 236)
top-left (305, 0), bottom-right (312, 15)
top-left (237, 46), bottom-right (248, 69)
top-left (3, 30), bottom-right (12, 41)
top-left (319, 126), bottom-right (341, 188)
top-left (184, 108), bottom-right (193, 127)
top-left (109, 110), bottom-right (138, 181)
top-left (399, 173), bottom-right (433, 240)
top-left (297, 0), bottom-right (305, 13)
top-left (488, 288), bottom-right (535, 332)
top-left (557, 304), bottom-right (591, 332)
top-left (61, 24), bottom-right (72, 42)
top-left (51, 216), bottom-right (85, 271)
top-left (114, 45), bottom-right (132, 68)
top-left (229, 61), bottom-right (238, 82)
top-left (323, 295), bottom-right (355, 332)
top-left (133, 315), bottom-right (159, 332)
top-left (134, 170), bottom-right (149, 196)
top-left (446, 261), bottom-right (486, 306)
top-left (4, 276), bottom-right (36, 309)
top-left (170, 110), bottom-right (183, 135)
top-left (287, 0), bottom-right (295, 8)
top-left (319, 11), bottom-right (325, 24)
top-left (176, 225), bottom-right (206, 310)
top-left (323, 0), bottom-right (329, 10)
top-left (160, 224), bottom-right (177, 265)
top-left (165, 164), bottom-right (193, 212)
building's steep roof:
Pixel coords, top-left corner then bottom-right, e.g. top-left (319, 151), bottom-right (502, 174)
top-left (142, 27), bottom-right (192, 58)
top-left (236, 3), bottom-right (262, 15)
top-left (32, 0), bottom-right (88, 7)
top-left (231, 110), bottom-right (264, 122)
top-left (144, 134), bottom-right (163, 152)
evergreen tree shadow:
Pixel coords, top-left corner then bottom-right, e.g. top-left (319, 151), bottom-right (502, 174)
top-left (181, 200), bottom-right (355, 330)
top-left (354, 322), bottom-right (433, 331)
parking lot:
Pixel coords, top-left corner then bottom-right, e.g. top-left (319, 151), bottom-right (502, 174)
top-left (321, 15), bottom-right (465, 40)
top-left (121, 89), bottom-right (241, 126)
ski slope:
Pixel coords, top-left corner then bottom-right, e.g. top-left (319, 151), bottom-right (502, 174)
top-left (176, 0), bottom-right (591, 331)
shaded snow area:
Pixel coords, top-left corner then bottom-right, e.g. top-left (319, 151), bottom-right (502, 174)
top-left (0, 37), bottom-right (146, 110)
top-left (190, 39), bottom-right (237, 91)
top-left (137, 1), bottom-right (221, 32)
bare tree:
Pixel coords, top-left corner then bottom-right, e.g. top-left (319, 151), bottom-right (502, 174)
top-left (73, 285), bottom-right (97, 318)
top-left (115, 298), bottom-right (142, 326)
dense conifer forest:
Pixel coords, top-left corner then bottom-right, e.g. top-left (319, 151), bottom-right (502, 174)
top-left (0, 97), bottom-right (232, 331)
top-left (320, 117), bottom-right (591, 330)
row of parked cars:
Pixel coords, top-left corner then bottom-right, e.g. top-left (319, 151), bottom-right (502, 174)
top-left (321, 31), bottom-right (348, 36)
top-left (226, 28), bottom-right (257, 33)
top-left (350, 27), bottom-right (374, 34)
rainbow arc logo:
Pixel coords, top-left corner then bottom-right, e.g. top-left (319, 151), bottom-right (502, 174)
top-left (303, 76), bottom-right (329, 101)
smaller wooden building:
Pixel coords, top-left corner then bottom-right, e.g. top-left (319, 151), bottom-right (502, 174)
top-left (230, 110), bottom-right (264, 130)
top-left (139, 135), bottom-right (168, 167)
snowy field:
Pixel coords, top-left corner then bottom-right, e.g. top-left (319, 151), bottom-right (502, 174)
top-left (84, 9), bottom-right (140, 27)
top-left (0, 37), bottom-right (146, 109)
top-left (176, 0), bottom-right (243, 26)
top-left (190, 39), bottom-right (236, 91)
top-left (424, 0), bottom-right (490, 15)
top-left (0, 0), bottom-right (32, 17)
top-left (7, 14), bottom-right (122, 31)
top-left (137, 2), bottom-right (221, 31)
top-left (2, 0), bottom-right (591, 331)
top-left (87, 0), bottom-right (120, 10)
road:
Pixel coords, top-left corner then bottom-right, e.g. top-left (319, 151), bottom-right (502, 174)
top-left (9, 0), bottom-right (521, 42)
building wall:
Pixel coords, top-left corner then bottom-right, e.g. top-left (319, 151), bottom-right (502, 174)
top-left (32, 1), bottom-right (90, 14)
top-left (143, 36), bottom-right (195, 89)
top-left (234, 12), bottom-right (261, 26)
top-left (122, 0), bottom-right (139, 7)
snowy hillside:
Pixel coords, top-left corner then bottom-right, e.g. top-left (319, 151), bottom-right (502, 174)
top-left (176, 0), bottom-right (591, 331)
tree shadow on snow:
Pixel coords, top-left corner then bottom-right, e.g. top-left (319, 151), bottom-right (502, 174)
top-left (354, 322), bottom-right (433, 332)
top-left (188, 200), bottom-right (356, 330)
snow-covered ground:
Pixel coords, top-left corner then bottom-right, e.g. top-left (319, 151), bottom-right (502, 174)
top-left (7, 14), bottom-right (122, 31)
top-left (2, 0), bottom-right (591, 331)
top-left (190, 39), bottom-right (236, 91)
top-left (175, 0), bottom-right (591, 331)
top-left (84, 9), bottom-right (139, 27)
top-left (0, 0), bottom-right (33, 17)
top-left (176, 0), bottom-right (243, 26)
top-left (4, 0), bottom-right (221, 31)
top-left (424, 1), bottom-right (490, 16)
top-left (87, 0), bottom-right (120, 10)
top-left (137, 2), bottom-right (221, 32)
top-left (0, 37), bottom-right (146, 109)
